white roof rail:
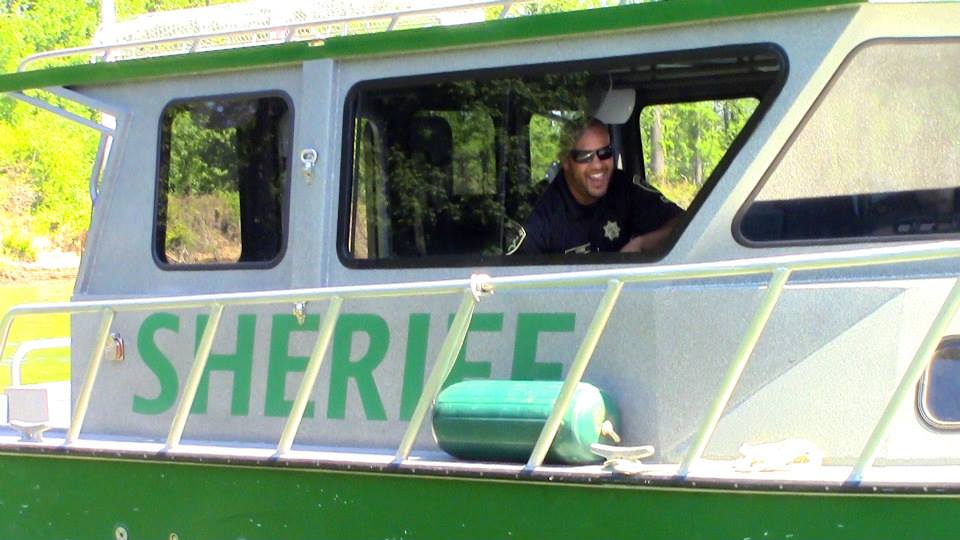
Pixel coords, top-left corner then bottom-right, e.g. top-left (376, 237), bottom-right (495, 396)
top-left (16, 0), bottom-right (578, 72)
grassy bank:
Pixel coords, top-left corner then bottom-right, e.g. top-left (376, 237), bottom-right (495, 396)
top-left (0, 278), bottom-right (73, 388)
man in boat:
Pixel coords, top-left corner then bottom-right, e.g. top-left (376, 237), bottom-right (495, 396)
top-left (514, 118), bottom-right (682, 254)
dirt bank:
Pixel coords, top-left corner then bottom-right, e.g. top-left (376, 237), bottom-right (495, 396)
top-left (0, 252), bottom-right (80, 284)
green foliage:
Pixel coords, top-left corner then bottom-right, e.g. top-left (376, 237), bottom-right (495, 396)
top-left (0, 0), bottom-right (246, 262)
top-left (1, 0), bottom-right (99, 72)
top-left (641, 98), bottom-right (757, 208)
top-left (0, 1), bottom-right (99, 258)
top-left (114, 0), bottom-right (240, 20)
top-left (163, 192), bottom-right (240, 263)
top-left (529, 113), bottom-right (567, 182)
top-left (1, 228), bottom-right (35, 260)
top-left (166, 108), bottom-right (238, 195)
top-left (484, 0), bottom-right (606, 19)
top-left (0, 97), bottom-right (97, 251)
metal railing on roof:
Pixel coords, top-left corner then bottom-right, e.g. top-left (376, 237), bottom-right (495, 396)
top-left (2, 240), bottom-right (960, 486)
top-left (18, 0), bottom-right (545, 72)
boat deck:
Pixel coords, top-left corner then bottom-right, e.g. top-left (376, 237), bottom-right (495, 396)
top-left (2, 427), bottom-right (957, 494)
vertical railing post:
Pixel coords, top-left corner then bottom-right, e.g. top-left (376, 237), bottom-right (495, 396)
top-left (395, 289), bottom-right (480, 462)
top-left (676, 267), bottom-right (791, 477)
top-left (525, 279), bottom-right (623, 471)
top-left (847, 277), bottom-right (960, 484)
top-left (165, 303), bottom-right (225, 450)
top-left (0, 313), bottom-right (14, 364)
top-left (66, 308), bottom-right (115, 444)
top-left (89, 135), bottom-right (110, 203)
top-left (276, 297), bottom-right (343, 455)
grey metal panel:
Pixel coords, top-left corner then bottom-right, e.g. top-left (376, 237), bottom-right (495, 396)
top-left (76, 65), bottom-right (304, 298)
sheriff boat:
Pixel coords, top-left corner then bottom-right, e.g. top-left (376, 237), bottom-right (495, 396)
top-left (1, 0), bottom-right (960, 538)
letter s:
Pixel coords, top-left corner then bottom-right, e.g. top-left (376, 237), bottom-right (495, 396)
top-left (133, 313), bottom-right (180, 415)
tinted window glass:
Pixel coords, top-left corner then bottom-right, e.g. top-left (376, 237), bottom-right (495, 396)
top-left (739, 41), bottom-right (960, 244)
top-left (920, 336), bottom-right (960, 428)
top-left (156, 94), bottom-right (290, 266)
top-left (529, 112), bottom-right (572, 184)
top-left (345, 47), bottom-right (781, 265)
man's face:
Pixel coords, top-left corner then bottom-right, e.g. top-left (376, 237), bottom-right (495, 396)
top-left (562, 123), bottom-right (613, 205)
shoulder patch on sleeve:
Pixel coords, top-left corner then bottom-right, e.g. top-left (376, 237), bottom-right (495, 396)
top-left (506, 226), bottom-right (526, 255)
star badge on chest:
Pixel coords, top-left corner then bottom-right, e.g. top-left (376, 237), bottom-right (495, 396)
top-left (603, 220), bottom-right (621, 242)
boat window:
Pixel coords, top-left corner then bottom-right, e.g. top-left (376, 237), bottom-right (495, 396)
top-left (918, 336), bottom-right (960, 430)
top-left (640, 98), bottom-right (758, 210)
top-left (737, 40), bottom-right (960, 245)
top-left (343, 45), bottom-right (783, 266)
top-left (155, 93), bottom-right (291, 267)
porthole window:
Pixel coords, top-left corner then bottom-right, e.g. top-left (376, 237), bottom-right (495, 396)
top-left (918, 336), bottom-right (960, 429)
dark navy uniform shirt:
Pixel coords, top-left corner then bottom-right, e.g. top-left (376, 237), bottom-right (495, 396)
top-left (517, 170), bottom-right (682, 254)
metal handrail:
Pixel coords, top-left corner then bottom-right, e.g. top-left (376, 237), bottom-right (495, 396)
top-left (17, 0), bottom-right (532, 72)
top-left (7, 87), bottom-right (129, 206)
top-left (676, 267), bottom-right (791, 477)
top-left (846, 277), bottom-right (960, 484)
top-left (5, 337), bottom-right (71, 387)
top-left (3, 240), bottom-right (960, 478)
top-left (525, 278), bottom-right (623, 470)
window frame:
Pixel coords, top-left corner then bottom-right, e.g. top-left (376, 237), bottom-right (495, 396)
top-left (338, 44), bottom-right (788, 269)
top-left (917, 335), bottom-right (960, 431)
top-left (733, 38), bottom-right (960, 249)
top-left (152, 90), bottom-right (294, 271)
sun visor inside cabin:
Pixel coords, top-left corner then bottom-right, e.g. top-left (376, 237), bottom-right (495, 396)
top-left (589, 88), bottom-right (636, 125)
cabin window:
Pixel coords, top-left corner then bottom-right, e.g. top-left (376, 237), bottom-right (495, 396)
top-left (343, 45), bottom-right (783, 266)
top-left (918, 336), bottom-right (960, 429)
top-left (155, 93), bottom-right (291, 267)
top-left (640, 98), bottom-right (758, 210)
top-left (738, 40), bottom-right (960, 245)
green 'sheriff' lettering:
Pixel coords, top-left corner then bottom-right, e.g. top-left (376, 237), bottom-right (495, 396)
top-left (265, 313), bottom-right (319, 418)
top-left (444, 313), bottom-right (502, 388)
top-left (193, 313), bottom-right (254, 415)
top-left (327, 314), bottom-right (389, 420)
top-left (133, 312), bottom-right (180, 415)
top-left (512, 313), bottom-right (573, 380)
top-left (134, 311), bottom-right (575, 420)
top-left (400, 313), bottom-right (430, 421)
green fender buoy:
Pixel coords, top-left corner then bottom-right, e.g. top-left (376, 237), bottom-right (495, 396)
top-left (432, 380), bottom-right (620, 465)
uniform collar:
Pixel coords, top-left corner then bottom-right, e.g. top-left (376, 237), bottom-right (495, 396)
top-left (557, 170), bottom-right (613, 218)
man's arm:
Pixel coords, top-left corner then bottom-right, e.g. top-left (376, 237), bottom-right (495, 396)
top-left (620, 214), bottom-right (682, 253)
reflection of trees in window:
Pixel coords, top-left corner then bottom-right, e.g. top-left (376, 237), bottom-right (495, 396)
top-left (641, 98), bottom-right (757, 209)
top-left (529, 113), bottom-right (571, 182)
top-left (350, 73), bottom-right (591, 259)
top-left (157, 96), bottom-right (288, 265)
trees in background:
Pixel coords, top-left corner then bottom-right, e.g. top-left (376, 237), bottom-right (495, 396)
top-left (0, 0), bottom-right (100, 258)
top-left (642, 99), bottom-right (758, 208)
top-left (0, 0), bottom-right (239, 260)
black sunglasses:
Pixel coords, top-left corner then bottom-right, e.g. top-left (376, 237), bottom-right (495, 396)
top-left (569, 145), bottom-right (614, 164)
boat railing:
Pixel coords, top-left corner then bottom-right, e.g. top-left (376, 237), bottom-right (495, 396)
top-left (17, 0), bottom-right (542, 72)
top-left (2, 241), bottom-right (960, 486)
top-left (6, 337), bottom-right (71, 388)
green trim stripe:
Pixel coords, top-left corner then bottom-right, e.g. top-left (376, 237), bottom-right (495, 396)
top-left (0, 0), bottom-right (862, 93)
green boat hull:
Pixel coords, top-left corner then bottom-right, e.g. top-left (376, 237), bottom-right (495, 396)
top-left (0, 452), bottom-right (955, 539)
